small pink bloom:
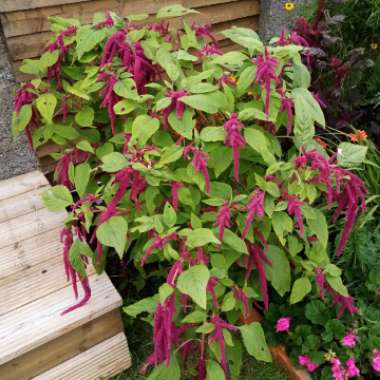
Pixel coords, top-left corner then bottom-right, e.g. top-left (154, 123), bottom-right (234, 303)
top-left (346, 358), bottom-right (360, 378)
top-left (276, 317), bottom-right (291, 332)
top-left (341, 332), bottom-right (357, 348)
top-left (298, 355), bottom-right (310, 366)
top-left (372, 349), bottom-right (380, 372)
top-left (331, 358), bottom-right (345, 380)
top-left (306, 362), bottom-right (319, 373)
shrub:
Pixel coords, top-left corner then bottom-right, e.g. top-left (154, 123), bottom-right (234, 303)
top-left (12, 6), bottom-right (369, 379)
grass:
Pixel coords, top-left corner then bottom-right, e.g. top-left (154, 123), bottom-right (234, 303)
top-left (109, 319), bottom-right (289, 380)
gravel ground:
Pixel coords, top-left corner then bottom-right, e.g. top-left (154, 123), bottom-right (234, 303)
top-left (0, 26), bottom-right (37, 180)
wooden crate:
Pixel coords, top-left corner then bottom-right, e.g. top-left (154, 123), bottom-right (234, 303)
top-left (0, 171), bottom-right (131, 380)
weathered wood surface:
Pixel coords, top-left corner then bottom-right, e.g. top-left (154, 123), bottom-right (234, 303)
top-left (0, 170), bottom-right (131, 379)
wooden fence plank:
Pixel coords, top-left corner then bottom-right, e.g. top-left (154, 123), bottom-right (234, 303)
top-left (33, 332), bottom-right (131, 380)
top-left (7, 0), bottom-right (259, 60)
top-left (0, 0), bottom-right (92, 13)
top-left (0, 273), bottom-right (121, 365)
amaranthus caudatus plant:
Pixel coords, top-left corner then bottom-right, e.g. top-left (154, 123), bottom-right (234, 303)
top-left (12, 5), bottom-right (369, 379)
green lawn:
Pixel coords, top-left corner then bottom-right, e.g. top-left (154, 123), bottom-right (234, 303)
top-left (110, 320), bottom-right (289, 380)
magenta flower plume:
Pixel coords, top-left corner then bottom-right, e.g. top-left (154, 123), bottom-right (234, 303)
top-left (372, 349), bottom-right (380, 373)
top-left (209, 316), bottom-right (238, 375)
top-left (254, 50), bottom-right (279, 117)
top-left (233, 287), bottom-right (250, 320)
top-left (245, 241), bottom-right (271, 310)
top-left (192, 22), bottom-right (217, 43)
top-left (341, 332), bottom-right (358, 348)
top-left (60, 227), bottom-right (77, 298)
top-left (140, 293), bottom-right (177, 372)
top-left (332, 292), bottom-right (358, 319)
top-left (171, 181), bottom-right (183, 210)
top-left (95, 12), bottom-right (114, 29)
top-left (183, 146), bottom-right (211, 193)
top-left (207, 276), bottom-right (219, 308)
top-left (315, 267), bottom-right (326, 301)
top-left (198, 43), bottom-right (222, 57)
top-left (223, 113), bottom-right (246, 182)
top-left (278, 89), bottom-right (294, 135)
top-left (276, 317), bottom-right (291, 333)
top-left (278, 31), bottom-right (309, 47)
top-left (45, 26), bottom-right (77, 89)
top-left (98, 71), bottom-right (119, 134)
top-left (162, 90), bottom-right (188, 129)
top-left (141, 233), bottom-right (178, 266)
top-left (242, 189), bottom-right (265, 239)
top-left (55, 148), bottom-right (89, 188)
top-left (215, 201), bottom-right (232, 241)
top-left (286, 194), bottom-right (304, 237)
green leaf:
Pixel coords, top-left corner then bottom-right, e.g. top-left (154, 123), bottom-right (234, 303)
top-left (189, 82), bottom-right (218, 93)
top-left (177, 264), bottom-right (210, 309)
top-left (40, 50), bottom-right (59, 68)
top-left (123, 296), bottom-right (158, 318)
top-left (113, 99), bottom-right (137, 115)
top-left (200, 127), bottom-right (225, 142)
top-left (156, 145), bottom-right (183, 168)
top-left (236, 65), bottom-right (256, 96)
top-left (212, 51), bottom-right (248, 68)
top-left (272, 212), bottom-right (293, 246)
top-left (156, 46), bottom-right (181, 82)
top-left (209, 146), bottom-right (233, 177)
top-left (76, 26), bottom-right (108, 59)
top-left (245, 128), bottom-right (276, 165)
top-left (132, 115), bottom-right (160, 146)
top-left (147, 354), bottom-right (180, 380)
top-left (181, 94), bottom-right (219, 114)
top-left (168, 109), bottom-right (194, 140)
top-left (240, 322), bottom-right (272, 362)
top-left (337, 142), bottom-right (368, 167)
top-left (223, 229), bottom-right (248, 254)
top-left (96, 216), bottom-right (128, 258)
top-left (75, 106), bottom-right (94, 127)
top-left (306, 209), bottom-right (328, 249)
top-left (265, 245), bottom-right (291, 296)
top-left (11, 105), bottom-right (32, 138)
top-left (326, 275), bottom-right (349, 297)
top-left (290, 277), bottom-right (312, 304)
top-left (76, 140), bottom-right (94, 153)
top-left (187, 228), bottom-right (220, 248)
top-left (163, 202), bottom-right (177, 227)
top-left (182, 310), bottom-right (207, 323)
top-left (36, 93), bottom-right (57, 123)
top-left (74, 162), bottom-right (91, 197)
top-left (305, 300), bottom-right (328, 325)
top-left (157, 4), bottom-right (198, 18)
top-left (206, 360), bottom-right (226, 380)
top-left (101, 152), bottom-right (128, 172)
top-left (222, 27), bottom-right (264, 53)
top-left (159, 283), bottom-right (174, 303)
top-left (41, 185), bottom-right (73, 212)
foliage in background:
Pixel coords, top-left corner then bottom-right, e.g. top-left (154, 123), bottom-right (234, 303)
top-left (11, 4), bottom-right (374, 379)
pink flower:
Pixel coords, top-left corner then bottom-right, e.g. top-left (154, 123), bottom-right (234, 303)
top-left (372, 349), bottom-right (380, 372)
top-left (276, 317), bottom-right (291, 332)
top-left (331, 358), bottom-right (345, 380)
top-left (346, 358), bottom-right (360, 378)
top-left (341, 332), bottom-right (358, 348)
top-left (242, 189), bottom-right (265, 238)
top-left (183, 146), bottom-right (211, 193)
top-left (215, 201), bottom-right (232, 241)
top-left (298, 355), bottom-right (319, 373)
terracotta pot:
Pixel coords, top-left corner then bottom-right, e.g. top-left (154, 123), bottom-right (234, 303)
top-left (240, 309), bottom-right (312, 380)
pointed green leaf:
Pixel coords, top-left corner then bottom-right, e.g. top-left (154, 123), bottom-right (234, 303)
top-left (240, 322), bottom-right (272, 362)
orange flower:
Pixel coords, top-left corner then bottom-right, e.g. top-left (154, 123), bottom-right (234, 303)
top-left (228, 75), bottom-right (237, 83)
top-left (370, 42), bottom-right (378, 50)
top-left (314, 137), bottom-right (327, 149)
top-left (350, 130), bottom-right (368, 142)
top-left (284, 2), bottom-right (295, 11)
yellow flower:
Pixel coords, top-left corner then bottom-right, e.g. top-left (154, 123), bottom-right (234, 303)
top-left (284, 2), bottom-right (295, 11)
top-left (228, 75), bottom-right (237, 83)
top-left (370, 42), bottom-right (378, 50)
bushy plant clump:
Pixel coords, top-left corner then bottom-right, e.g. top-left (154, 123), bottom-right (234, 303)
top-left (12, 6), bottom-right (370, 379)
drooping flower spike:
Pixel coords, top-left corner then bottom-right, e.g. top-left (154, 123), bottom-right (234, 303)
top-left (223, 113), bottom-right (246, 182)
top-left (183, 146), bottom-right (211, 193)
top-left (242, 189), bottom-right (265, 239)
top-left (215, 201), bottom-right (232, 242)
top-left (162, 90), bottom-right (188, 129)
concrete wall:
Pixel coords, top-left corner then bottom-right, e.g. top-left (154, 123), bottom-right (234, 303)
top-left (0, 27), bottom-right (37, 180)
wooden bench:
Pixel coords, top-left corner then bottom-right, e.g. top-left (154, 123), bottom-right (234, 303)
top-left (0, 171), bottom-right (131, 380)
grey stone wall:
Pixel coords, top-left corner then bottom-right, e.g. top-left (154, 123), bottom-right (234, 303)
top-left (0, 27), bottom-right (37, 180)
top-left (260, 0), bottom-right (314, 41)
